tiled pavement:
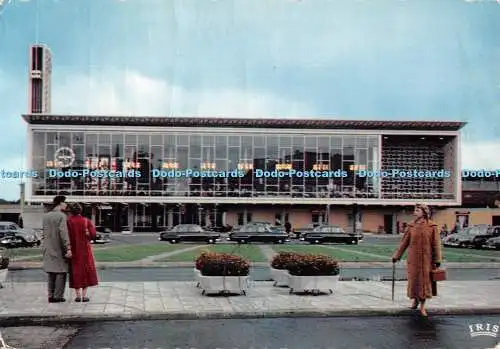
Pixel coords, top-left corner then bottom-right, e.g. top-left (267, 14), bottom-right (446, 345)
top-left (0, 280), bottom-right (499, 323)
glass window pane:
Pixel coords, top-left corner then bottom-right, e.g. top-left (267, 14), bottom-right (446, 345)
top-left (305, 137), bottom-right (316, 148)
top-left (215, 143), bottom-right (227, 159)
top-left (228, 136), bottom-right (240, 146)
top-left (58, 132), bottom-right (70, 147)
top-left (151, 135), bottom-right (163, 145)
top-left (280, 136), bottom-right (291, 147)
top-left (47, 132), bottom-right (57, 144)
top-left (33, 132), bottom-right (45, 157)
top-left (125, 134), bottom-right (136, 144)
top-left (72, 132), bottom-right (84, 144)
top-left (178, 135), bottom-right (189, 146)
top-left (177, 147), bottom-right (188, 169)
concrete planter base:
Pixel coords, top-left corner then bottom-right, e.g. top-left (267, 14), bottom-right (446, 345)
top-left (0, 269), bottom-right (7, 288)
top-left (199, 275), bottom-right (250, 295)
top-left (194, 268), bottom-right (201, 287)
top-left (270, 267), bottom-right (289, 287)
top-left (287, 273), bottom-right (340, 295)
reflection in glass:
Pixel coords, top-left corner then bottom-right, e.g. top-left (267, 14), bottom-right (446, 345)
top-left (31, 132), bottom-right (397, 199)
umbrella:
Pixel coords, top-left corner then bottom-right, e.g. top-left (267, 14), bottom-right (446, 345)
top-left (391, 261), bottom-right (395, 301)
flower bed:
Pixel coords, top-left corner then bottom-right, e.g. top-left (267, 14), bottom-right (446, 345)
top-left (270, 252), bottom-right (302, 287)
top-left (286, 254), bottom-right (340, 295)
top-left (195, 251), bottom-right (250, 295)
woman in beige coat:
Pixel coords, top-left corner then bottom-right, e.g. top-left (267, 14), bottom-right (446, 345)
top-left (392, 204), bottom-right (442, 317)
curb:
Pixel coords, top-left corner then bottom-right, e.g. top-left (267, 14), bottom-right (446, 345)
top-left (8, 262), bottom-right (500, 270)
top-left (2, 308), bottom-right (500, 326)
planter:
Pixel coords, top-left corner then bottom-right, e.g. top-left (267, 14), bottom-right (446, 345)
top-left (287, 272), bottom-right (340, 295)
top-left (198, 275), bottom-right (250, 295)
top-left (270, 267), bottom-right (289, 287)
top-left (194, 268), bottom-right (201, 287)
top-left (0, 269), bottom-right (7, 288)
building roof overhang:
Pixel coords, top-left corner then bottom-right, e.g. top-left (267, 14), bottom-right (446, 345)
top-left (22, 114), bottom-right (467, 131)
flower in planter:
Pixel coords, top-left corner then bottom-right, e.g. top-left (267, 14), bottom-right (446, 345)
top-left (287, 253), bottom-right (340, 276)
top-left (200, 253), bottom-right (250, 277)
top-left (271, 252), bottom-right (302, 270)
top-left (195, 251), bottom-right (219, 270)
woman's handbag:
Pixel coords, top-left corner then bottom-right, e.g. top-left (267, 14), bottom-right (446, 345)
top-left (431, 268), bottom-right (447, 281)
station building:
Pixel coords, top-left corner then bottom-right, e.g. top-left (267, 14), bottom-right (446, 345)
top-left (23, 114), bottom-right (465, 233)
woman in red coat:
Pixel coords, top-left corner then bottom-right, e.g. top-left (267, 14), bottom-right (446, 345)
top-left (67, 203), bottom-right (98, 302)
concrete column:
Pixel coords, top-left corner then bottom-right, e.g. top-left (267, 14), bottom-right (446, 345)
top-left (222, 211), bottom-right (226, 226)
top-left (168, 209), bottom-right (173, 228)
top-left (243, 207), bottom-right (248, 224)
top-left (91, 205), bottom-right (97, 225)
top-left (128, 206), bottom-right (134, 232)
top-left (198, 206), bottom-right (203, 225)
top-left (326, 204), bottom-right (330, 224)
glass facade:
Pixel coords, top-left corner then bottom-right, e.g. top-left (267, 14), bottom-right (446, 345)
top-left (30, 131), bottom-right (382, 199)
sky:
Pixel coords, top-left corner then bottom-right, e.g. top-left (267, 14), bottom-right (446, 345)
top-left (0, 0), bottom-right (499, 200)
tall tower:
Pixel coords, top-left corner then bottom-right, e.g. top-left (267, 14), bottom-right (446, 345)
top-left (28, 44), bottom-right (52, 114)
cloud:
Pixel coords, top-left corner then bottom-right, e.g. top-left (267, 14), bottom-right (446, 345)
top-left (461, 141), bottom-right (500, 170)
top-left (52, 69), bottom-right (314, 118)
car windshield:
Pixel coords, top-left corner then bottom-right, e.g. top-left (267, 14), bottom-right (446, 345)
top-left (172, 225), bottom-right (203, 232)
top-left (467, 227), bottom-right (485, 236)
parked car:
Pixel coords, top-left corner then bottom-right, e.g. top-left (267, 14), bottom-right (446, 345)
top-left (91, 231), bottom-right (111, 244)
top-left (159, 224), bottom-right (220, 244)
top-left (229, 223), bottom-right (290, 244)
top-left (471, 226), bottom-right (500, 249)
top-left (293, 223), bottom-right (322, 239)
top-left (301, 225), bottom-right (363, 244)
top-left (444, 226), bottom-right (484, 248)
top-left (483, 236), bottom-right (500, 250)
top-left (0, 221), bottom-right (40, 248)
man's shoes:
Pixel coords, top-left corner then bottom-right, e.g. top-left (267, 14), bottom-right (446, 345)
top-left (48, 297), bottom-right (66, 303)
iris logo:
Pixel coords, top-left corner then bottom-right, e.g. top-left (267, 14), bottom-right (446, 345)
top-left (468, 323), bottom-right (499, 338)
top-left (54, 147), bottom-right (75, 167)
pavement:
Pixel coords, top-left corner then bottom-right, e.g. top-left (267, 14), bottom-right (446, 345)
top-left (0, 279), bottom-right (498, 325)
top-left (8, 260), bottom-right (500, 269)
top-left (62, 316), bottom-right (500, 349)
top-left (6, 266), bottom-right (500, 283)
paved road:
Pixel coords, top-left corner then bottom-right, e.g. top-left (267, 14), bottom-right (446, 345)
top-left (63, 316), bottom-right (500, 349)
top-left (6, 267), bottom-right (499, 283)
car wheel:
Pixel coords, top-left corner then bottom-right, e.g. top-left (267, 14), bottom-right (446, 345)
top-left (277, 239), bottom-right (283, 244)
top-left (170, 239), bottom-right (177, 244)
top-left (351, 239), bottom-right (358, 245)
top-left (207, 239), bottom-right (215, 244)
top-left (314, 240), bottom-right (320, 244)
top-left (239, 240), bottom-right (246, 244)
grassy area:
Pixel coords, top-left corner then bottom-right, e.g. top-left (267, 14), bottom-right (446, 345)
top-left (272, 244), bottom-right (500, 263)
top-left (160, 244), bottom-right (267, 262)
top-left (3, 248), bottom-right (43, 258)
top-left (271, 245), bottom-right (388, 262)
top-left (91, 243), bottom-right (202, 262)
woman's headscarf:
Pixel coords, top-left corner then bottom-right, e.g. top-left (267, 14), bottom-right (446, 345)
top-left (415, 203), bottom-right (431, 220)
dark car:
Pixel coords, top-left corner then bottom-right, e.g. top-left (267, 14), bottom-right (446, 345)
top-left (484, 236), bottom-right (500, 250)
top-left (293, 223), bottom-right (322, 239)
top-left (471, 226), bottom-right (500, 249)
top-left (91, 232), bottom-right (111, 244)
top-left (229, 224), bottom-right (289, 244)
top-left (301, 225), bottom-right (363, 245)
top-left (0, 222), bottom-right (40, 248)
top-left (159, 224), bottom-right (220, 244)
top-left (445, 225), bottom-right (487, 248)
